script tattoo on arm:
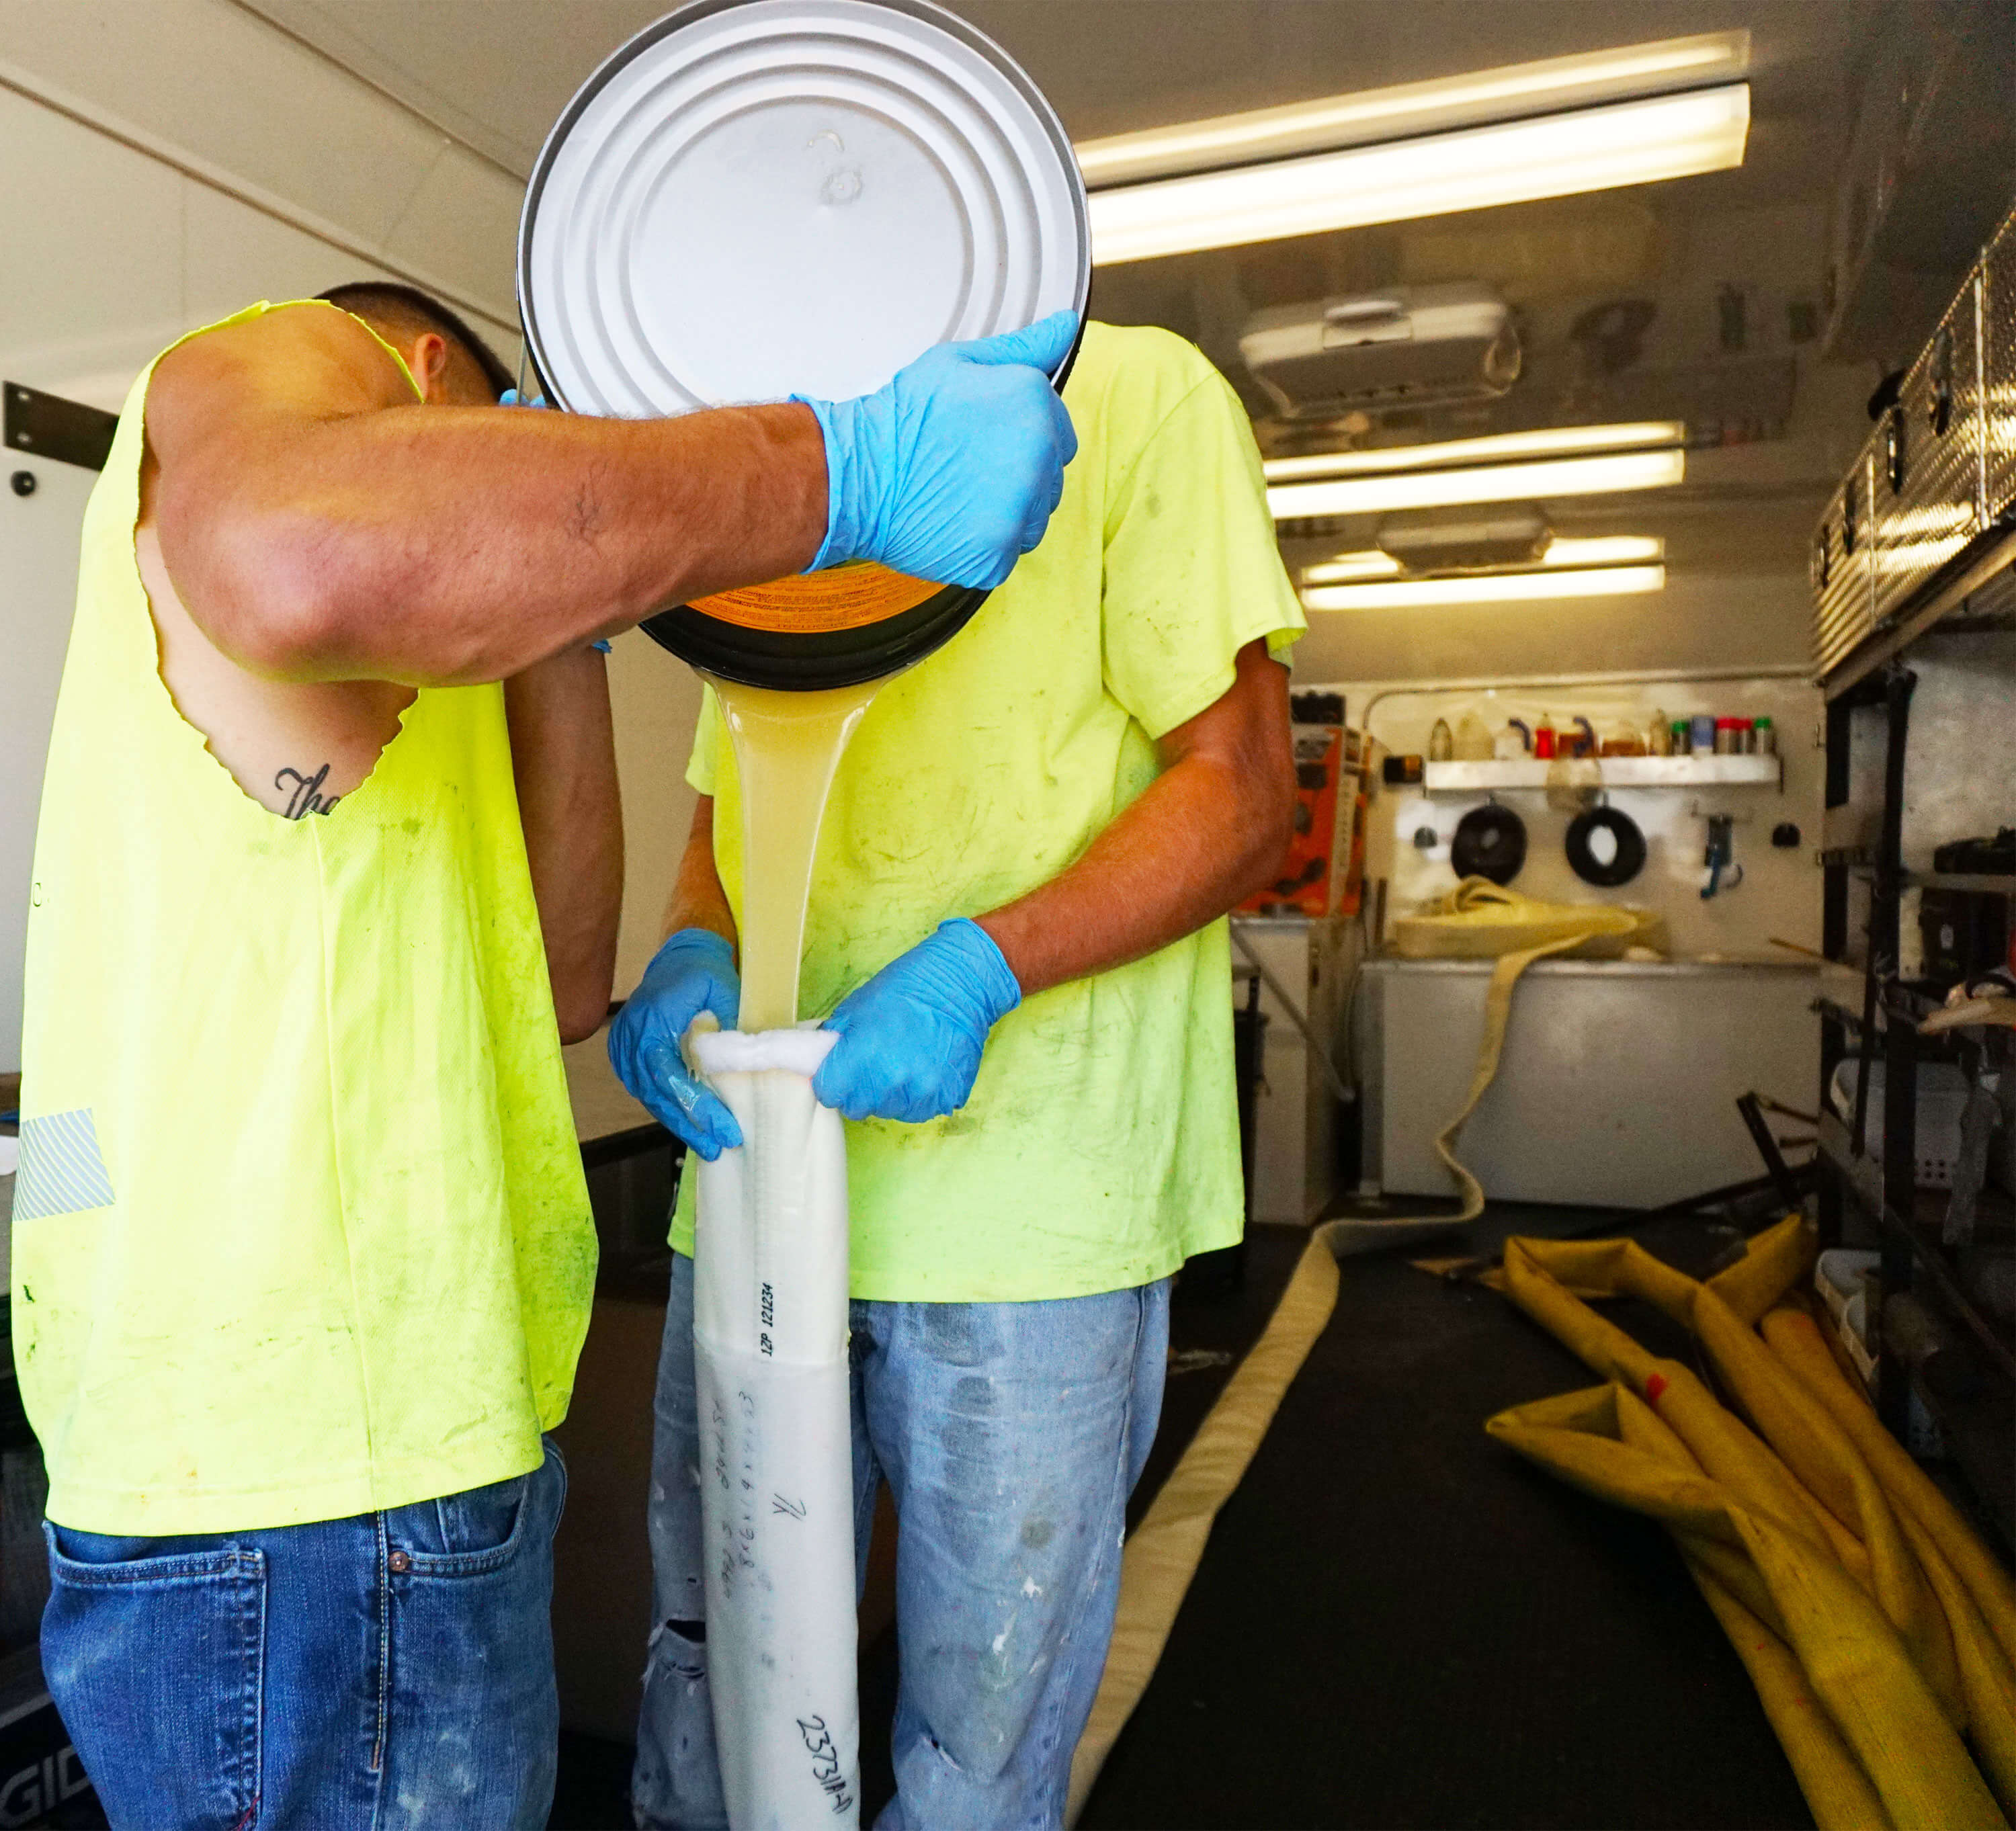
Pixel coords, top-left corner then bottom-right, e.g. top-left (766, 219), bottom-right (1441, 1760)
top-left (274, 763), bottom-right (339, 820)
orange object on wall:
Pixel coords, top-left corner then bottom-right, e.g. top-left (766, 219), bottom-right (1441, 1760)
top-left (1240, 724), bottom-right (1365, 918)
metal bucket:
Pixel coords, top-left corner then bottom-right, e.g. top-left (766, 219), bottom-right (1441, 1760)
top-left (518, 0), bottom-right (1090, 689)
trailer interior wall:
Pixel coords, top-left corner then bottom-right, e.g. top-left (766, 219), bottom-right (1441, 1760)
top-left (0, 12), bottom-right (709, 1070)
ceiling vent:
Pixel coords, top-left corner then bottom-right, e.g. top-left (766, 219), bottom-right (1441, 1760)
top-left (1241, 283), bottom-right (1521, 421)
top-left (1376, 506), bottom-right (1552, 573)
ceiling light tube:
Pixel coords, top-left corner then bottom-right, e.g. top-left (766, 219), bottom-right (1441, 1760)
top-left (1539, 535), bottom-right (1665, 566)
top-left (1075, 33), bottom-right (1749, 187)
top-left (1301, 552), bottom-right (1405, 584)
top-left (1088, 84), bottom-right (1749, 265)
top-left (1270, 449), bottom-right (1685, 519)
top-left (1263, 422), bottom-right (1683, 481)
top-left (1300, 535), bottom-right (1664, 584)
top-left (1302, 564), bottom-right (1666, 609)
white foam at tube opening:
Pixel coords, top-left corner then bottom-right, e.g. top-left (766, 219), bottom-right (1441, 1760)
top-left (691, 1025), bottom-right (838, 1078)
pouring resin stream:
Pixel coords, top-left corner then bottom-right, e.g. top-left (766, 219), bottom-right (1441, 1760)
top-left (683, 670), bottom-right (886, 1830)
top-left (712, 675), bottom-right (883, 1029)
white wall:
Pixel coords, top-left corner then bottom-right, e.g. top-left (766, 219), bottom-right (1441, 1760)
top-left (1323, 670), bottom-right (1824, 962)
top-left (0, 0), bottom-right (521, 332)
top-left (0, 29), bottom-right (702, 1070)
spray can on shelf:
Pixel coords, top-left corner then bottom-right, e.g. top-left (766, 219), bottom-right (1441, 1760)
top-left (1754, 716), bottom-right (1777, 756)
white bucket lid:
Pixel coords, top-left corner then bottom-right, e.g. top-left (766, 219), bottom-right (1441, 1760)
top-left (519, 0), bottom-right (1089, 418)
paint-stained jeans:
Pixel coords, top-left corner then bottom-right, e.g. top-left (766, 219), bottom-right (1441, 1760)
top-left (634, 1253), bottom-right (1171, 1831)
top-left (40, 1439), bottom-right (566, 1831)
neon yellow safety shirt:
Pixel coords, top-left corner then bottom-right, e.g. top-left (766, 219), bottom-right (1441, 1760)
top-left (676, 322), bottom-right (1306, 1301)
top-left (13, 303), bottom-right (597, 1535)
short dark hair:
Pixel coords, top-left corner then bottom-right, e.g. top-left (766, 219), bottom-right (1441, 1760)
top-left (315, 281), bottom-right (516, 400)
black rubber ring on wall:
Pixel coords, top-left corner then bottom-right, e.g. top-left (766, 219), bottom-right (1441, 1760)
top-left (1450, 804), bottom-right (1527, 885)
top-left (1564, 804), bottom-right (1648, 888)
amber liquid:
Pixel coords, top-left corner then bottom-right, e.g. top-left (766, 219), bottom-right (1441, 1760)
top-left (712, 676), bottom-right (882, 1032)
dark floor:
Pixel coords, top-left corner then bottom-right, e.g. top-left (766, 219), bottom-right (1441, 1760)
top-left (1076, 1203), bottom-right (1813, 1831)
top-left (552, 1203), bottom-right (1820, 1831)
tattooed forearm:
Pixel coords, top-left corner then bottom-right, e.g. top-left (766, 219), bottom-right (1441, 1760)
top-left (275, 763), bottom-right (339, 819)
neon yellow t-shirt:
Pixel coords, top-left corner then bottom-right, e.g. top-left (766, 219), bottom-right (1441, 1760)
top-left (675, 322), bottom-right (1304, 1301)
top-left (15, 305), bottom-right (596, 1534)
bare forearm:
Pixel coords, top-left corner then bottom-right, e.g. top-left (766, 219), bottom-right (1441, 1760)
top-left (506, 648), bottom-right (623, 1042)
top-left (977, 754), bottom-right (1288, 998)
top-left (660, 798), bottom-right (737, 949)
top-left (977, 641), bottom-right (1294, 998)
top-left (164, 401), bottom-right (826, 685)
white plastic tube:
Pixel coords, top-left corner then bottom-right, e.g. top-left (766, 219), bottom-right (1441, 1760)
top-left (687, 1024), bottom-right (859, 1831)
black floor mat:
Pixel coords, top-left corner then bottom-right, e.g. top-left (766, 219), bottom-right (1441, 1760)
top-left (1077, 1207), bottom-right (1814, 1831)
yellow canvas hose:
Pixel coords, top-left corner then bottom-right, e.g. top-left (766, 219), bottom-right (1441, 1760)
top-left (1488, 1224), bottom-right (2014, 1830)
top-left (1689, 1565), bottom-right (1896, 1831)
top-left (1762, 1306), bottom-right (2016, 1667)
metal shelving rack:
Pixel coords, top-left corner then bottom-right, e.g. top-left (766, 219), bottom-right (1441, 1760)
top-left (1811, 201), bottom-right (2016, 1553)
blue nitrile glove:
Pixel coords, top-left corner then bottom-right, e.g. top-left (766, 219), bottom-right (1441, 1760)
top-left (797, 311), bottom-right (1080, 590)
top-left (607, 930), bottom-right (743, 1160)
top-left (811, 919), bottom-right (1021, 1123)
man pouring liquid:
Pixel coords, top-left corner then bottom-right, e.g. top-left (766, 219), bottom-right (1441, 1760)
top-left (13, 282), bottom-right (1077, 1830)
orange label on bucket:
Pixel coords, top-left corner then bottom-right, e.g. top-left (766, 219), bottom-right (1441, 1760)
top-left (689, 562), bottom-right (943, 633)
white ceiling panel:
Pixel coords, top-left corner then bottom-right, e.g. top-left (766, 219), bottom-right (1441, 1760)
top-left (236, 0), bottom-right (1862, 196)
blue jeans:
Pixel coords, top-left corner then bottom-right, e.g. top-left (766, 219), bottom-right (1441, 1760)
top-left (635, 1255), bottom-right (1171, 1831)
top-left (40, 1439), bottom-right (566, 1831)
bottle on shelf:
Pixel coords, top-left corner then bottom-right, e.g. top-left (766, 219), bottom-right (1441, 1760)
top-left (1427, 717), bottom-right (1454, 761)
top-left (1533, 713), bottom-right (1557, 760)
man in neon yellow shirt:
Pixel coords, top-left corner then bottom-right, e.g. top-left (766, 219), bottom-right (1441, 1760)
top-left (14, 279), bottom-right (1078, 1830)
top-left (612, 321), bottom-right (1305, 1828)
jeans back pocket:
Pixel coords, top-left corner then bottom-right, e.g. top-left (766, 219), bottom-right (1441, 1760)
top-left (42, 1526), bottom-right (265, 1830)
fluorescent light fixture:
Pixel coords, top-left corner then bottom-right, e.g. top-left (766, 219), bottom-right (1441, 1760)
top-left (1300, 535), bottom-right (1663, 585)
top-left (1302, 552), bottom-right (1404, 585)
top-left (1270, 448), bottom-right (1685, 519)
top-left (1540, 536), bottom-right (1665, 566)
top-left (1075, 33), bottom-right (1749, 186)
top-left (1087, 84), bottom-right (1749, 265)
top-left (1263, 423), bottom-right (1684, 482)
top-left (1303, 564), bottom-right (1666, 610)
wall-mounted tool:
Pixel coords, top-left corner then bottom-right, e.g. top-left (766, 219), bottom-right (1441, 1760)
top-left (1701, 811), bottom-right (1744, 898)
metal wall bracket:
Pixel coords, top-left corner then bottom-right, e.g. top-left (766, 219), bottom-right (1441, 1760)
top-left (4, 382), bottom-right (116, 473)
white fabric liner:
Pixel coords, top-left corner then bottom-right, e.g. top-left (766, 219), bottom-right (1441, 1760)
top-left (688, 1019), bottom-right (859, 1829)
